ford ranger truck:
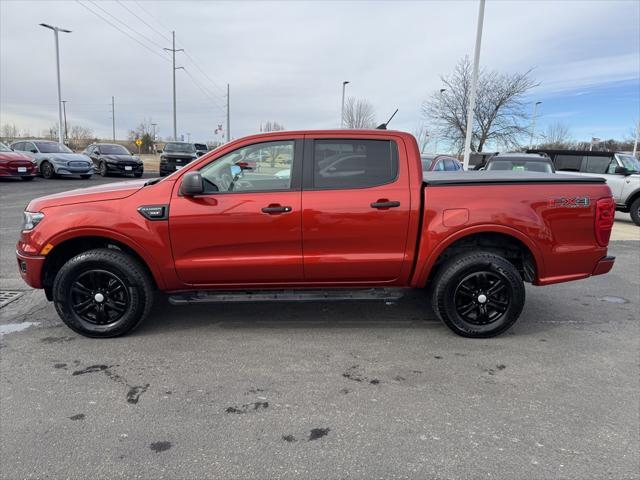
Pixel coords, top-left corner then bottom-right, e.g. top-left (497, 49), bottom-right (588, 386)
top-left (16, 130), bottom-right (616, 338)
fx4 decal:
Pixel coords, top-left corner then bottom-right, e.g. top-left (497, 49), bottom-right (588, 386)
top-left (548, 197), bottom-right (590, 208)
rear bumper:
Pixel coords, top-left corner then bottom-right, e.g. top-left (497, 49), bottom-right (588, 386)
top-left (16, 250), bottom-right (45, 289)
top-left (592, 255), bottom-right (615, 276)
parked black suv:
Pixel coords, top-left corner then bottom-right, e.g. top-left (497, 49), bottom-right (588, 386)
top-left (159, 142), bottom-right (198, 176)
top-left (83, 143), bottom-right (144, 177)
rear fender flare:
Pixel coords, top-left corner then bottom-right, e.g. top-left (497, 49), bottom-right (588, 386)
top-left (412, 224), bottom-right (544, 287)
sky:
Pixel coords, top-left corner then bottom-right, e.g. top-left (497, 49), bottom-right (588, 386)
top-left (0, 0), bottom-right (638, 151)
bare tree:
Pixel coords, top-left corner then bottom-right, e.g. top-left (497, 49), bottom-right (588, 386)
top-left (261, 121), bottom-right (285, 132)
top-left (1, 123), bottom-right (19, 142)
top-left (422, 56), bottom-right (539, 153)
top-left (67, 125), bottom-right (94, 150)
top-left (538, 122), bottom-right (572, 149)
top-left (129, 119), bottom-right (156, 152)
top-left (413, 124), bottom-right (430, 154)
top-left (342, 97), bottom-right (376, 129)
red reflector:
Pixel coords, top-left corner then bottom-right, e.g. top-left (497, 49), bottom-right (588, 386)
top-left (595, 197), bottom-right (615, 247)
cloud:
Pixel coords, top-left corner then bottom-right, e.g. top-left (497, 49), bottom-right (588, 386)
top-left (1, 0), bottom-right (638, 142)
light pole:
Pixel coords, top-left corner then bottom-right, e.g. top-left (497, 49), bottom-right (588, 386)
top-left (529, 101), bottom-right (542, 149)
top-left (633, 120), bottom-right (639, 157)
top-left (61, 100), bottom-right (69, 144)
top-left (151, 123), bottom-right (157, 154)
top-left (164, 31), bottom-right (184, 141)
top-left (434, 88), bottom-right (446, 153)
top-left (40, 23), bottom-right (71, 145)
top-left (462, 0), bottom-right (486, 170)
top-left (340, 81), bottom-right (350, 128)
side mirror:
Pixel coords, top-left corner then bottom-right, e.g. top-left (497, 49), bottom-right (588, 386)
top-left (614, 166), bottom-right (629, 175)
top-left (181, 172), bottom-right (204, 196)
top-left (30, 149), bottom-right (37, 154)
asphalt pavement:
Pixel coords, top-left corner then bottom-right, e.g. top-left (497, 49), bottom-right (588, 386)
top-left (0, 175), bottom-right (638, 479)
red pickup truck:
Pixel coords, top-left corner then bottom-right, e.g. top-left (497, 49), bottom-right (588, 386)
top-left (16, 130), bottom-right (616, 338)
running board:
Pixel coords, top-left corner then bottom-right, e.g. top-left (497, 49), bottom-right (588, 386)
top-left (168, 288), bottom-right (405, 305)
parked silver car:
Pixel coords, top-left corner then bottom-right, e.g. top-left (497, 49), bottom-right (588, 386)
top-left (10, 140), bottom-right (93, 179)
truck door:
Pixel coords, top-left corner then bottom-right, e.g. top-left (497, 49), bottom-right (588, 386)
top-left (301, 136), bottom-right (411, 283)
top-left (169, 138), bottom-right (304, 285)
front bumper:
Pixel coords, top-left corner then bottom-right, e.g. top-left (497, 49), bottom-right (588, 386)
top-left (0, 164), bottom-right (37, 177)
top-left (16, 250), bottom-right (45, 289)
top-left (52, 163), bottom-right (93, 175)
top-left (106, 162), bottom-right (144, 175)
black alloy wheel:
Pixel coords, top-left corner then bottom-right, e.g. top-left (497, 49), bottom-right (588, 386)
top-left (431, 251), bottom-right (525, 338)
top-left (99, 161), bottom-right (109, 176)
top-left (453, 271), bottom-right (509, 325)
top-left (52, 248), bottom-right (154, 337)
top-left (70, 269), bottom-right (130, 326)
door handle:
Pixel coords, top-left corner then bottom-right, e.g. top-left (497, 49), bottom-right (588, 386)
top-left (261, 204), bottom-right (292, 214)
top-left (370, 200), bottom-right (400, 209)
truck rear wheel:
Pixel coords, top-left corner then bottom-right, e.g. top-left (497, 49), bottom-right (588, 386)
top-left (52, 248), bottom-right (154, 338)
top-left (431, 251), bottom-right (525, 338)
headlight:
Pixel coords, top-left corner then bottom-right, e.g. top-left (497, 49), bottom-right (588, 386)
top-left (22, 211), bottom-right (45, 231)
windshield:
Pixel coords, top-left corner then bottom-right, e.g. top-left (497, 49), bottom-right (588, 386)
top-left (617, 154), bottom-right (640, 173)
top-left (487, 158), bottom-right (553, 173)
top-left (99, 144), bottom-right (130, 155)
top-left (165, 142), bottom-right (195, 153)
top-left (0, 142), bottom-right (11, 152)
top-left (34, 141), bottom-right (72, 154)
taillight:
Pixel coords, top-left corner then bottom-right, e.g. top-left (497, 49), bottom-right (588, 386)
top-left (595, 197), bottom-right (615, 247)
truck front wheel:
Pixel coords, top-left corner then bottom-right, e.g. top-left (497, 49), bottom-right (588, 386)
top-left (431, 251), bottom-right (525, 338)
top-left (629, 197), bottom-right (640, 226)
top-left (52, 248), bottom-right (154, 338)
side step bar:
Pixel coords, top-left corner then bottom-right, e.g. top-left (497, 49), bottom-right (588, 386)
top-left (168, 288), bottom-right (405, 305)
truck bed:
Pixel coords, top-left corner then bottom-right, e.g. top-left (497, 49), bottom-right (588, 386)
top-left (422, 171), bottom-right (606, 186)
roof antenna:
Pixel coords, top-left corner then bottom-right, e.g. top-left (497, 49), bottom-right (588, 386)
top-left (376, 109), bottom-right (398, 130)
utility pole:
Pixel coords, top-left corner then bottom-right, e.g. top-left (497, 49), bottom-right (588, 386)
top-left (40, 23), bottom-right (71, 145)
top-left (528, 101), bottom-right (542, 149)
top-left (61, 100), bottom-right (68, 144)
top-left (226, 83), bottom-right (231, 143)
top-left (340, 81), bottom-right (350, 128)
top-left (462, 0), bottom-right (486, 170)
top-left (111, 96), bottom-right (116, 141)
top-left (633, 120), bottom-right (639, 157)
top-left (164, 31), bottom-right (184, 141)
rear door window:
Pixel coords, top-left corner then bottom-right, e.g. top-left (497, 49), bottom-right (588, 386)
top-left (554, 154), bottom-right (584, 172)
top-left (311, 139), bottom-right (398, 189)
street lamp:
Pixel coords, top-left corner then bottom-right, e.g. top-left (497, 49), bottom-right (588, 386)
top-left (340, 81), bottom-right (350, 128)
top-left (529, 101), bottom-right (542, 149)
top-left (462, 0), bottom-right (486, 170)
top-left (40, 23), bottom-right (71, 145)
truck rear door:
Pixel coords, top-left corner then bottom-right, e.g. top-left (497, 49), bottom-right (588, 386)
top-left (301, 135), bottom-right (411, 283)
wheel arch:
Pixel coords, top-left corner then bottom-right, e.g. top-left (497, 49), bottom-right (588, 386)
top-left (625, 188), bottom-right (640, 209)
top-left (414, 226), bottom-right (543, 287)
top-left (41, 231), bottom-right (164, 297)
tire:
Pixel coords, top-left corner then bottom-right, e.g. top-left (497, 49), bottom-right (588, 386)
top-left (630, 197), bottom-right (640, 227)
top-left (431, 251), bottom-right (525, 338)
top-left (52, 248), bottom-right (154, 338)
top-left (80, 174), bottom-right (92, 179)
top-left (21, 176), bottom-right (35, 181)
top-left (40, 161), bottom-right (55, 179)
top-left (99, 161), bottom-right (109, 177)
